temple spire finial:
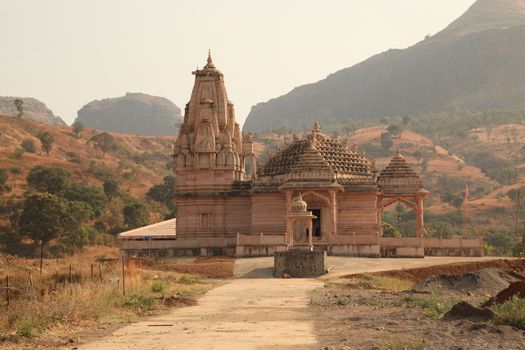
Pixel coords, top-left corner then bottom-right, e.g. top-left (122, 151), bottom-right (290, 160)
top-left (313, 121), bottom-right (321, 132)
top-left (205, 49), bottom-right (215, 69)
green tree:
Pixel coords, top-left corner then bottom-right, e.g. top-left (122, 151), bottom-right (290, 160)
top-left (496, 167), bottom-right (519, 186)
top-left (381, 222), bottom-right (401, 238)
top-left (27, 165), bottom-right (71, 194)
top-left (123, 203), bottom-right (149, 229)
top-left (0, 168), bottom-right (8, 193)
top-left (14, 99), bottom-right (23, 118)
top-left (90, 132), bottom-right (116, 156)
top-left (62, 200), bottom-right (94, 250)
top-left (18, 192), bottom-right (70, 270)
top-left (380, 132), bottom-right (393, 150)
top-left (72, 121), bottom-right (84, 138)
top-left (442, 191), bottom-right (464, 209)
top-left (425, 221), bottom-right (457, 239)
top-left (38, 131), bottom-right (54, 155)
top-left (508, 187), bottom-right (525, 202)
top-left (10, 167), bottom-right (22, 191)
top-left (21, 138), bottom-right (36, 153)
top-left (146, 175), bottom-right (176, 206)
top-left (387, 124), bottom-right (403, 138)
top-left (62, 183), bottom-right (106, 217)
top-left (103, 179), bottom-right (119, 199)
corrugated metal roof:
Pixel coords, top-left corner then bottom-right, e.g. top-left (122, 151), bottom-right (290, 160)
top-left (118, 218), bottom-right (176, 240)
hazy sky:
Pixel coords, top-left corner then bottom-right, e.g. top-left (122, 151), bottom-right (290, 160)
top-left (0, 0), bottom-right (475, 128)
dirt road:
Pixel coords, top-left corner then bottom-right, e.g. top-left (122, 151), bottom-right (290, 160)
top-left (79, 256), bottom-right (502, 349)
top-left (79, 278), bottom-right (321, 350)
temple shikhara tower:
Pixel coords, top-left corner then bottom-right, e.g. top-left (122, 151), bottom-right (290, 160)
top-left (120, 54), bottom-right (483, 258)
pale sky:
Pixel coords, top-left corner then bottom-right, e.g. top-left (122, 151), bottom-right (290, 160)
top-left (0, 0), bottom-right (476, 128)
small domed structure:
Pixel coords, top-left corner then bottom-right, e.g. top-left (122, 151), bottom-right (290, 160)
top-left (291, 195), bottom-right (308, 213)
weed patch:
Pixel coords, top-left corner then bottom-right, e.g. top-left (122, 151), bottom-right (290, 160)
top-left (492, 296), bottom-right (525, 330)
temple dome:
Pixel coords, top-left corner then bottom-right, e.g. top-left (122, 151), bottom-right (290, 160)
top-left (258, 122), bottom-right (374, 185)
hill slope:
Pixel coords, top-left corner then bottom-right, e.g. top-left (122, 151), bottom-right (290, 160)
top-left (0, 97), bottom-right (66, 126)
top-left (243, 0), bottom-right (525, 132)
top-left (75, 93), bottom-right (182, 136)
top-left (0, 115), bottom-right (174, 199)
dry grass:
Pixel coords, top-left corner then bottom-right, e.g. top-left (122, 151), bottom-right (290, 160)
top-left (382, 336), bottom-right (426, 350)
top-left (342, 274), bottom-right (414, 292)
top-left (142, 256), bottom-right (235, 278)
top-left (0, 247), bottom-right (218, 347)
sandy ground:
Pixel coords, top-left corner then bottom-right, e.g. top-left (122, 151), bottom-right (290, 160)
top-left (78, 256), bottom-right (504, 350)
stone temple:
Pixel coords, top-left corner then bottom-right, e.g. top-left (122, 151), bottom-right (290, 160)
top-left (119, 54), bottom-right (483, 258)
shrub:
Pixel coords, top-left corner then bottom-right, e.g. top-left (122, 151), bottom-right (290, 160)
top-left (383, 337), bottom-right (425, 350)
top-left (335, 296), bottom-right (351, 305)
top-left (16, 319), bottom-right (39, 338)
top-left (11, 147), bottom-right (25, 159)
top-left (151, 281), bottom-right (167, 293)
top-left (124, 293), bottom-right (156, 314)
top-left (492, 296), bottom-right (525, 330)
top-left (21, 139), bottom-right (36, 153)
top-left (178, 274), bottom-right (199, 284)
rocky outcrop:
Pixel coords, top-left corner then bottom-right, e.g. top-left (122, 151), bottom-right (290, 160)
top-left (75, 93), bottom-right (182, 136)
top-left (0, 97), bottom-right (66, 125)
top-left (243, 0), bottom-right (525, 132)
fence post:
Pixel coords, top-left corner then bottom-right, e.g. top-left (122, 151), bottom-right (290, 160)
top-left (69, 265), bottom-right (73, 284)
top-left (28, 271), bottom-right (33, 289)
top-left (5, 275), bottom-right (9, 309)
top-left (98, 264), bottom-right (102, 281)
top-left (121, 255), bottom-right (126, 296)
top-left (90, 264), bottom-right (94, 279)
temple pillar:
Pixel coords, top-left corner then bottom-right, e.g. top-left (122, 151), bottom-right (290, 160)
top-left (377, 196), bottom-right (383, 237)
top-left (286, 191), bottom-right (292, 211)
top-left (416, 195), bottom-right (424, 239)
top-left (250, 154), bottom-right (257, 179)
top-left (329, 190), bottom-right (337, 236)
top-left (308, 220), bottom-right (313, 249)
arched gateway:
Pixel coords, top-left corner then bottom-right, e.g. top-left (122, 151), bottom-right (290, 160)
top-left (119, 54), bottom-right (483, 258)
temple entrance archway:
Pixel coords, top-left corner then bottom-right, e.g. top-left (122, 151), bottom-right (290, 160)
top-left (311, 209), bottom-right (322, 237)
top-left (380, 200), bottom-right (416, 237)
top-left (302, 191), bottom-right (331, 238)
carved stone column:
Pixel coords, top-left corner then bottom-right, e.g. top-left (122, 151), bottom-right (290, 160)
top-left (416, 195), bottom-right (424, 239)
top-left (329, 190), bottom-right (337, 236)
top-left (377, 195), bottom-right (383, 237)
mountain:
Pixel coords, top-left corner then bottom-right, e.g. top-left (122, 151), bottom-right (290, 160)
top-left (75, 93), bottom-right (183, 136)
top-left (0, 97), bottom-right (66, 126)
top-left (243, 0), bottom-right (525, 132)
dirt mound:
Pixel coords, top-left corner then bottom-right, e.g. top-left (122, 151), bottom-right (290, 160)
top-left (482, 281), bottom-right (525, 307)
top-left (443, 301), bottom-right (495, 322)
top-left (376, 259), bottom-right (525, 283)
top-left (413, 268), bottom-right (525, 294)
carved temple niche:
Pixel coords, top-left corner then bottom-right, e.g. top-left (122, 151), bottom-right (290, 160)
top-left (293, 220), bottom-right (307, 242)
top-left (195, 119), bottom-right (215, 153)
